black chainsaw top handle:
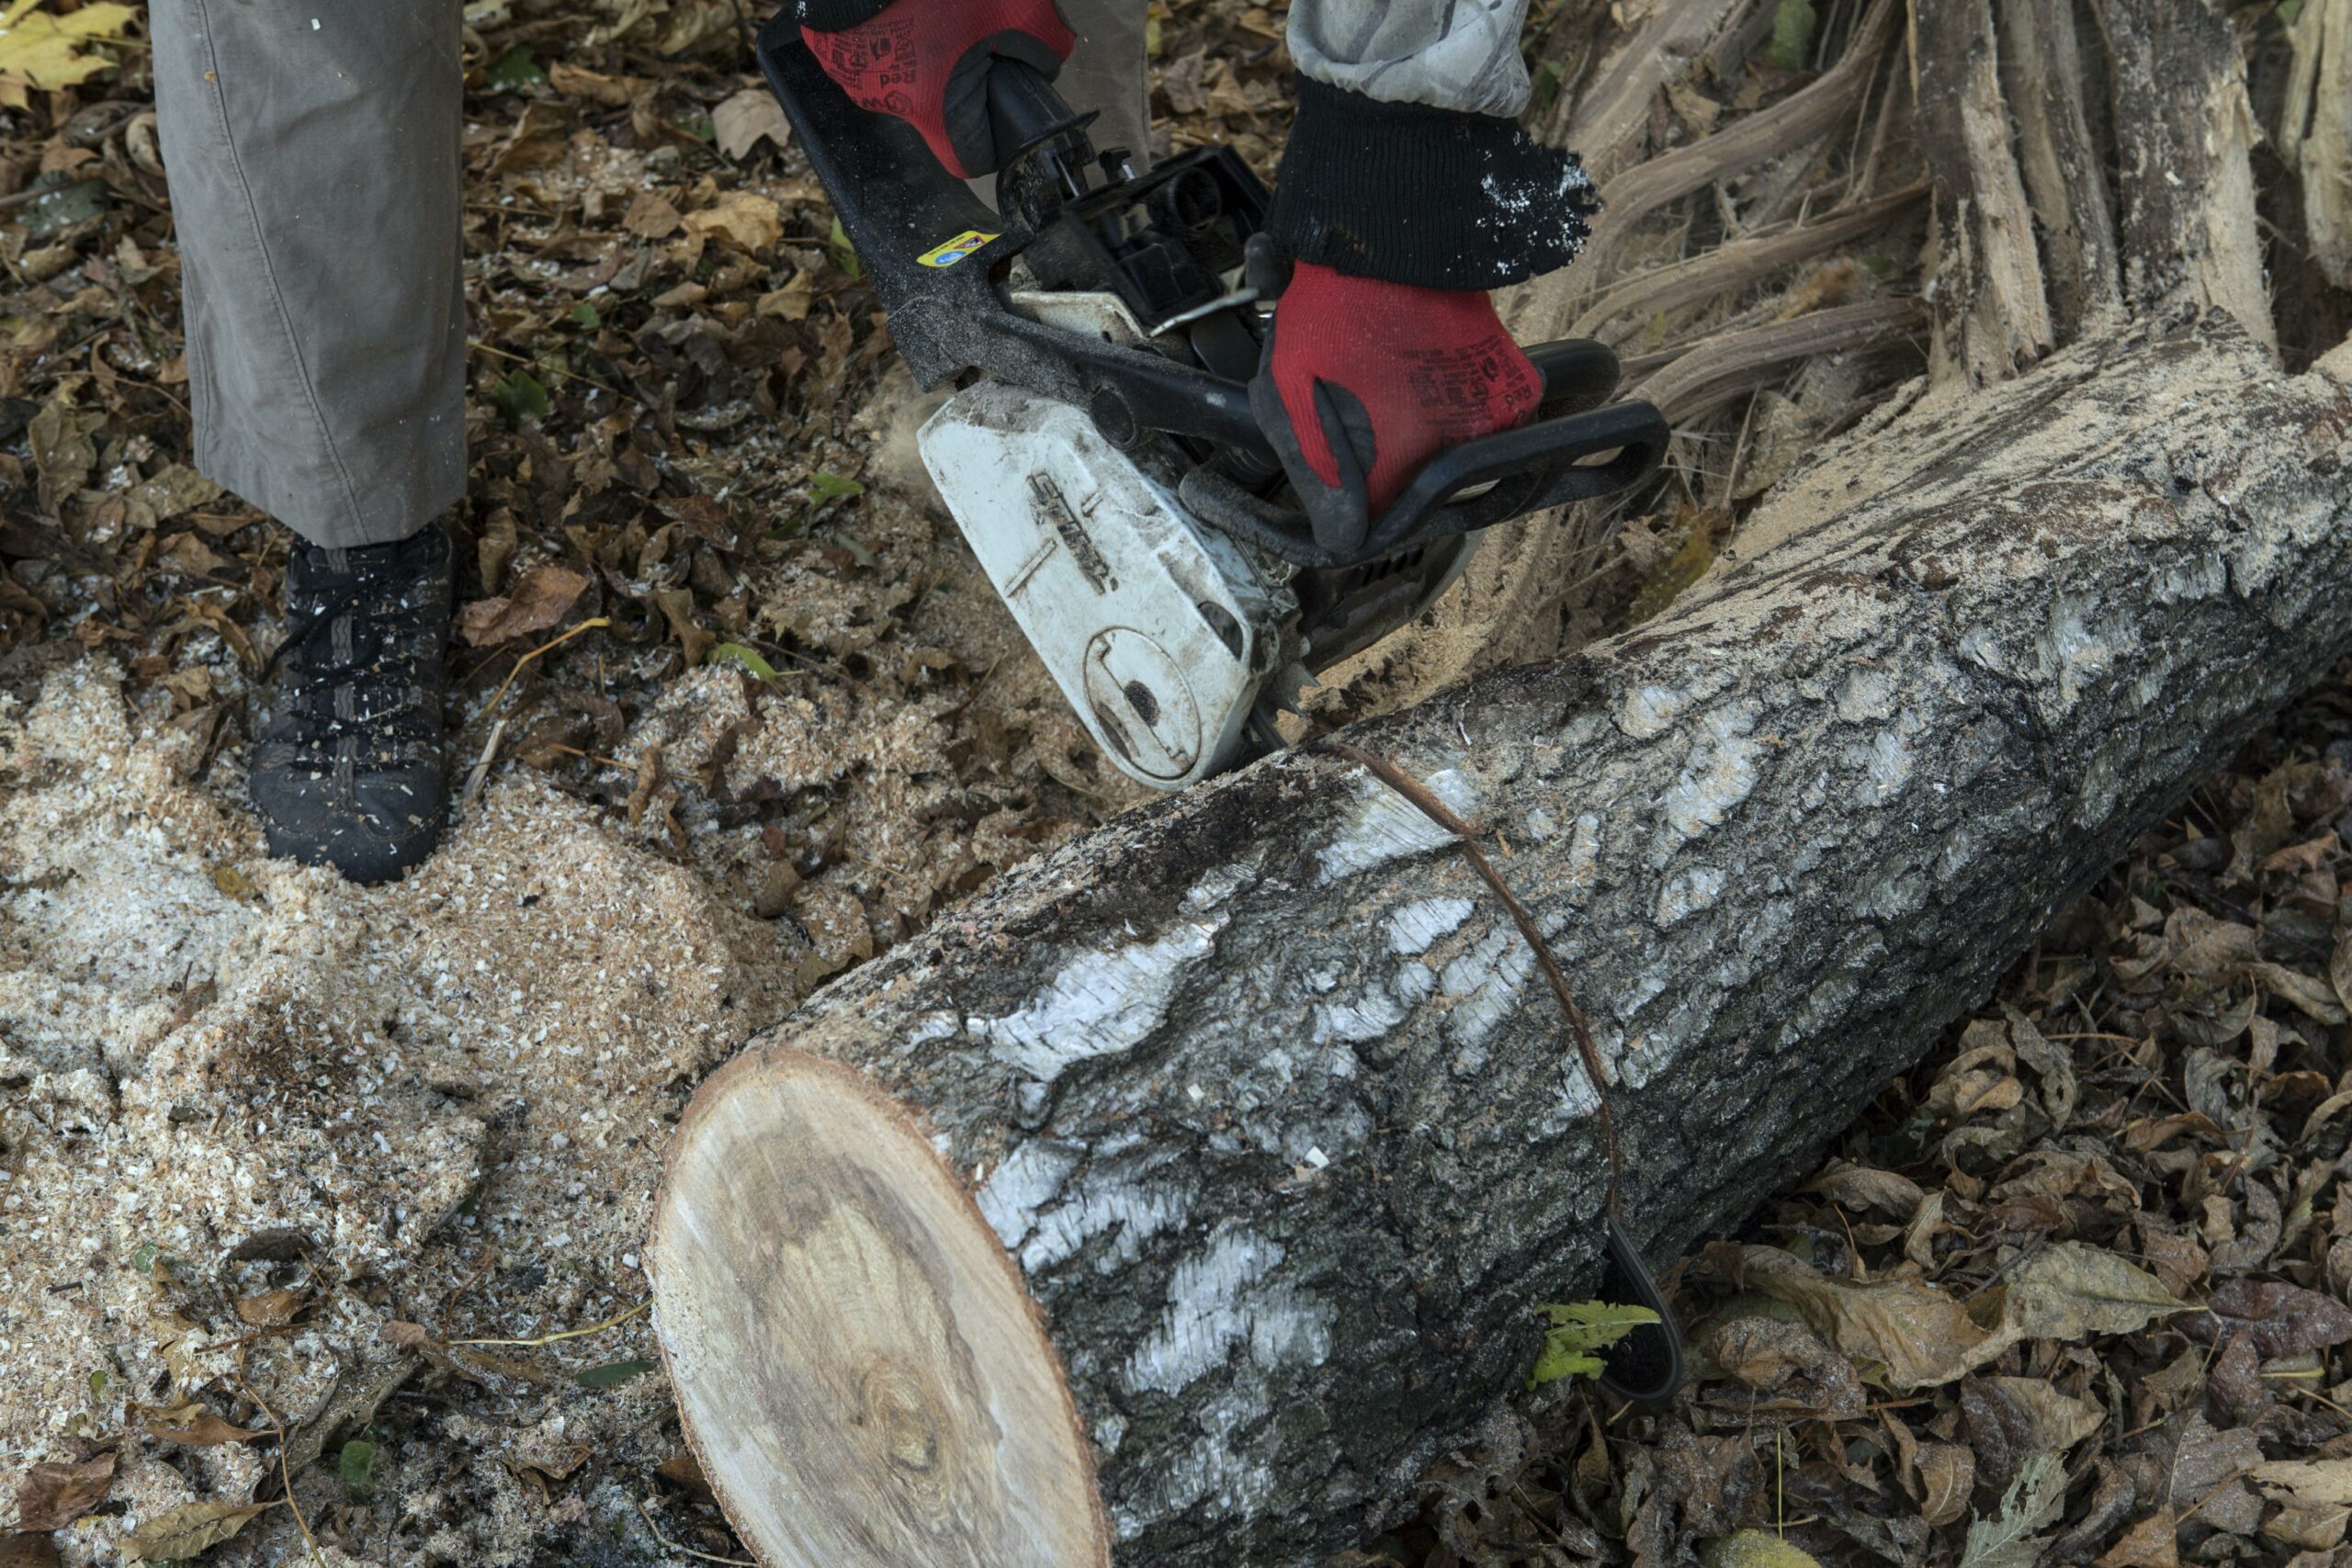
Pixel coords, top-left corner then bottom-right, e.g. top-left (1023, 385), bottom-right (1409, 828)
top-left (1178, 342), bottom-right (1669, 569)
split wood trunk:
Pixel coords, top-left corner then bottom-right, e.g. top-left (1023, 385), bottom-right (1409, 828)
top-left (649, 324), bottom-right (2352, 1568)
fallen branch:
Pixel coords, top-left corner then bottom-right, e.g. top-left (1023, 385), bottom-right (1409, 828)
top-left (1625, 297), bottom-right (1924, 420)
top-left (1575, 0), bottom-right (1898, 281)
top-left (1566, 185), bottom-right (1926, 346)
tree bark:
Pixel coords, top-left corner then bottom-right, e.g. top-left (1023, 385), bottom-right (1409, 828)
top-left (650, 323), bottom-right (2352, 1568)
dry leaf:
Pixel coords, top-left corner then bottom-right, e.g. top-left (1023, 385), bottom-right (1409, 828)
top-left (458, 565), bottom-right (591, 646)
top-left (14, 1451), bottom-right (115, 1531)
top-left (145, 1412), bottom-right (267, 1446)
top-left (547, 61), bottom-right (632, 105)
top-left (622, 189), bottom-right (684, 240)
top-left (120, 1500), bottom-right (271, 1562)
top-left (1805, 1160), bottom-right (1925, 1217)
top-left (233, 1288), bottom-right (309, 1328)
top-left (712, 85), bottom-right (790, 160)
top-left (0, 0), bottom-right (138, 96)
top-left (2252, 1458), bottom-right (2352, 1506)
top-left (1917, 1441), bottom-right (1974, 1526)
top-left (1992, 1242), bottom-right (2188, 1344)
top-left (2262, 1500), bottom-right (2351, 1551)
top-left (683, 191), bottom-right (783, 253)
top-left (2096, 1510), bottom-right (2178, 1568)
top-left (1742, 1247), bottom-right (1991, 1389)
top-left (656, 1446), bottom-right (714, 1499)
top-left (2188, 1277), bottom-right (2352, 1356)
top-left (1984, 1377), bottom-right (2105, 1450)
top-left (490, 99), bottom-right (571, 175)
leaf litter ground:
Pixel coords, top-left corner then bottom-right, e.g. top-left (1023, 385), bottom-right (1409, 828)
top-left (2, 3), bottom-right (2351, 1566)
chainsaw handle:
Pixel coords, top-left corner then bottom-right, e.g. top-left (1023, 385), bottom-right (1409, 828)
top-left (1361, 392), bottom-right (1668, 558)
top-left (1179, 338), bottom-right (1665, 569)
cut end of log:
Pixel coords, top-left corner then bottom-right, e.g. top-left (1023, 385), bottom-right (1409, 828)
top-left (648, 1049), bottom-right (1109, 1568)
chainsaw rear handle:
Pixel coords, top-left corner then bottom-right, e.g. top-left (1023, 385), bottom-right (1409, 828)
top-left (1178, 344), bottom-right (1668, 569)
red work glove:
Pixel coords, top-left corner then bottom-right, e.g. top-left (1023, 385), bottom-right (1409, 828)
top-left (801, 0), bottom-right (1075, 179)
top-left (1251, 262), bottom-right (1544, 554)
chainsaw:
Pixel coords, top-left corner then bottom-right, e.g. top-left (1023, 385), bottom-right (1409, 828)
top-left (754, 13), bottom-right (1668, 793)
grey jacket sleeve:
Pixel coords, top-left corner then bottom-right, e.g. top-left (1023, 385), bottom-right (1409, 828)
top-left (1286, 0), bottom-right (1533, 118)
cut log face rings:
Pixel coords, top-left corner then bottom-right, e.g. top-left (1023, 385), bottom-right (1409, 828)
top-left (648, 1049), bottom-right (1110, 1568)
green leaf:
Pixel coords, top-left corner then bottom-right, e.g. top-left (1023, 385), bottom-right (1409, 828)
top-left (808, 470), bottom-right (865, 503)
top-left (707, 643), bottom-right (790, 682)
top-left (129, 1240), bottom-right (158, 1274)
top-left (1957, 1450), bottom-right (2065, 1568)
top-left (492, 369), bottom-right (550, 427)
top-left (89, 1370), bottom-right (109, 1400)
top-left (828, 215), bottom-right (863, 283)
top-left (684, 114), bottom-right (716, 144)
top-left (2280, 0), bottom-right (2304, 24)
top-left (576, 1357), bottom-right (658, 1390)
top-left (487, 45), bottom-right (544, 89)
top-left (1764, 0), bottom-right (1818, 70)
top-left (1701, 1531), bottom-right (1826, 1568)
top-left (338, 1438), bottom-right (378, 1498)
top-left (569, 300), bottom-right (602, 330)
top-left (1527, 1300), bottom-right (1661, 1387)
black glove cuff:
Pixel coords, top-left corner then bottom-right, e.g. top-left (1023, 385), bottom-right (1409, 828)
top-left (1265, 75), bottom-right (1599, 291)
top-left (797, 0), bottom-right (894, 30)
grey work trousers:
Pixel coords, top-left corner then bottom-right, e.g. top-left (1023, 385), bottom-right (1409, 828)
top-left (149, 0), bottom-right (1530, 549)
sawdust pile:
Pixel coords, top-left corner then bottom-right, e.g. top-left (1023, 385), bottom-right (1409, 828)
top-left (1, 658), bottom-right (793, 1565)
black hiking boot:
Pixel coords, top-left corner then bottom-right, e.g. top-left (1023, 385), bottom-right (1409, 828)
top-left (249, 524), bottom-right (454, 884)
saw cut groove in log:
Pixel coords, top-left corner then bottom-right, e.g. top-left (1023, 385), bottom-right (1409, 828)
top-left (652, 326), bottom-right (2352, 1568)
top-left (651, 1055), bottom-right (1109, 1568)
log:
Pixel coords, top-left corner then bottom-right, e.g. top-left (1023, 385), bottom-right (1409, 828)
top-left (649, 322), bottom-right (2352, 1568)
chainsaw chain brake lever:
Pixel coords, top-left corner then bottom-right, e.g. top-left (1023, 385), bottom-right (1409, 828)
top-left (1178, 341), bottom-right (1670, 570)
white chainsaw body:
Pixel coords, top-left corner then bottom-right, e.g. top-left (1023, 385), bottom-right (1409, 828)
top-left (920, 380), bottom-right (1295, 789)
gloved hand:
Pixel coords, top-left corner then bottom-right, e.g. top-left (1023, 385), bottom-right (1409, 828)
top-left (800, 0), bottom-right (1075, 179)
top-left (1250, 261), bottom-right (1544, 555)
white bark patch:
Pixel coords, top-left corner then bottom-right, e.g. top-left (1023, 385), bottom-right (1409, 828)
top-left (1618, 683), bottom-right (1685, 739)
top-left (979, 913), bottom-right (1226, 1081)
top-left (1317, 768), bottom-right (1476, 885)
top-left (975, 1140), bottom-right (1083, 1249)
top-left (1855, 728), bottom-right (1914, 805)
top-left (2038, 597), bottom-right (2120, 710)
top-left (1836, 666), bottom-right (1899, 722)
top-left (1313, 988), bottom-right (1408, 1045)
top-left (1440, 928), bottom-right (1538, 1052)
top-left (1662, 705), bottom-right (1762, 845)
top-left (1122, 1226), bottom-right (1335, 1396)
top-left (1387, 897), bottom-right (1476, 955)
top-left (1021, 1176), bottom-right (1193, 1273)
top-left (1654, 865), bottom-right (1726, 927)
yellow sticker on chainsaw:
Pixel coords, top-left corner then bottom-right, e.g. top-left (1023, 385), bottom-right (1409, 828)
top-left (918, 230), bottom-right (999, 268)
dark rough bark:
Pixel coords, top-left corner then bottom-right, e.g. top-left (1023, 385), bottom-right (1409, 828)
top-left (671, 325), bottom-right (2352, 1566)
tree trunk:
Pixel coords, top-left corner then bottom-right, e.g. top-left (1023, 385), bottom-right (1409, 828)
top-left (650, 323), bottom-right (2352, 1568)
